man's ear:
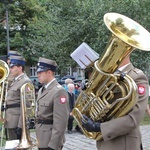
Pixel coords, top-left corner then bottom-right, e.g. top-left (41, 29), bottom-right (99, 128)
top-left (48, 70), bottom-right (52, 75)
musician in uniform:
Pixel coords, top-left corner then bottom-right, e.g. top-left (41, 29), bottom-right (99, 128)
top-left (4, 55), bottom-right (32, 140)
top-left (82, 55), bottom-right (149, 150)
top-left (35, 57), bottom-right (69, 150)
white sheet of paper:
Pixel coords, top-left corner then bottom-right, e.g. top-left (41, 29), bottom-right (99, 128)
top-left (5, 140), bottom-right (19, 150)
top-left (70, 42), bottom-right (99, 69)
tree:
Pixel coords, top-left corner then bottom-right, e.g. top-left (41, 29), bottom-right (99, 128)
top-left (0, 0), bottom-right (46, 64)
top-left (40, 0), bottom-right (150, 76)
top-left (0, 0), bottom-right (150, 77)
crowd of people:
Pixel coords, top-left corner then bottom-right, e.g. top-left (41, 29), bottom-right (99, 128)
top-left (0, 50), bottom-right (149, 150)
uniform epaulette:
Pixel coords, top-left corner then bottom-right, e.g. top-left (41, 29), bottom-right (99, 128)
top-left (57, 85), bottom-right (63, 89)
top-left (24, 74), bottom-right (30, 80)
top-left (134, 68), bottom-right (143, 75)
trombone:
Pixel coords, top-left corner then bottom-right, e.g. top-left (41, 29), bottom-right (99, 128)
top-left (16, 82), bottom-right (36, 149)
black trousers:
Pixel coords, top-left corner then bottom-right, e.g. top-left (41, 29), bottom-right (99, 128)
top-left (7, 128), bottom-right (21, 140)
top-left (67, 116), bottom-right (74, 131)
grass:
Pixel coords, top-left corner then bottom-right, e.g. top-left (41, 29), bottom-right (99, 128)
top-left (141, 99), bottom-right (150, 125)
top-left (141, 114), bottom-right (150, 125)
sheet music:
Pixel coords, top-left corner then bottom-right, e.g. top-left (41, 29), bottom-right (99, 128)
top-left (70, 42), bottom-right (99, 69)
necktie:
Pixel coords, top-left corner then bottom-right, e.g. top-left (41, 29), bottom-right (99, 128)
top-left (42, 86), bottom-right (46, 93)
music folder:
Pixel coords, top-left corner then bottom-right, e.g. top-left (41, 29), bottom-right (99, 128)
top-left (70, 42), bottom-right (99, 69)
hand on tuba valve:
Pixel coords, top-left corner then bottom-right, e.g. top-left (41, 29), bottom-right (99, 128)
top-left (81, 79), bottom-right (89, 90)
top-left (82, 115), bottom-right (101, 132)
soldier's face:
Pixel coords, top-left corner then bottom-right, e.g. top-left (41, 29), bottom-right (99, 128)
top-left (37, 71), bottom-right (49, 84)
top-left (10, 66), bottom-right (22, 77)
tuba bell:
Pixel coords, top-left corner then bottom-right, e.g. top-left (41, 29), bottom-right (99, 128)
top-left (71, 12), bottom-right (150, 140)
top-left (0, 60), bottom-right (9, 122)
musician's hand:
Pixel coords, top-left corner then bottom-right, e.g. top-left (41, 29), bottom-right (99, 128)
top-left (81, 79), bottom-right (88, 90)
top-left (82, 115), bottom-right (101, 132)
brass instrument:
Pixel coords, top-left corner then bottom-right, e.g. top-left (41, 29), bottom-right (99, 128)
top-left (16, 82), bottom-right (36, 149)
top-left (72, 13), bottom-right (150, 140)
top-left (0, 60), bottom-right (9, 148)
top-left (0, 60), bottom-right (9, 123)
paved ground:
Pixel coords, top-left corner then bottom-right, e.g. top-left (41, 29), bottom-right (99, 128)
top-left (140, 125), bottom-right (150, 150)
top-left (2, 125), bottom-right (150, 150)
top-left (62, 125), bottom-right (150, 150)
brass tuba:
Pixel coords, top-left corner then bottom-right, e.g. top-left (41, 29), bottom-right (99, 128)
top-left (72, 12), bottom-right (150, 140)
top-left (16, 82), bottom-right (36, 149)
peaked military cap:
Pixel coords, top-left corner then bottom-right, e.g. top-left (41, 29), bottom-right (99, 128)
top-left (8, 50), bottom-right (21, 59)
top-left (37, 57), bottom-right (57, 73)
top-left (10, 55), bottom-right (26, 67)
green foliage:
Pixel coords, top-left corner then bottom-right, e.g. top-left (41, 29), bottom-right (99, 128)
top-left (0, 0), bottom-right (46, 64)
top-left (0, 0), bottom-right (150, 76)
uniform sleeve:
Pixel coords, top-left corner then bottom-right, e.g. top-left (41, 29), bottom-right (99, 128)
top-left (101, 72), bottom-right (149, 141)
top-left (48, 88), bottom-right (69, 149)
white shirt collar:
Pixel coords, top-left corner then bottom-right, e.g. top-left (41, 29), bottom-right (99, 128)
top-left (118, 63), bottom-right (130, 72)
top-left (15, 73), bottom-right (24, 81)
top-left (45, 78), bottom-right (56, 89)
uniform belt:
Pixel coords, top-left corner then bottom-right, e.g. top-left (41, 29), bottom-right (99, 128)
top-left (36, 119), bottom-right (53, 124)
top-left (6, 103), bottom-right (20, 109)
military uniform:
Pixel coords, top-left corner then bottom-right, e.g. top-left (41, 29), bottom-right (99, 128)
top-left (5, 74), bottom-right (31, 128)
top-left (4, 55), bottom-right (32, 140)
top-left (35, 57), bottom-right (69, 150)
top-left (97, 63), bottom-right (149, 150)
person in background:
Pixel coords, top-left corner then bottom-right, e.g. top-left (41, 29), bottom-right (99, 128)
top-left (64, 78), bottom-right (74, 91)
top-left (82, 54), bottom-right (149, 150)
top-left (35, 57), bottom-right (69, 150)
top-left (64, 78), bottom-right (82, 134)
top-left (74, 83), bottom-right (81, 99)
top-left (4, 55), bottom-right (32, 140)
top-left (67, 83), bottom-right (75, 134)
